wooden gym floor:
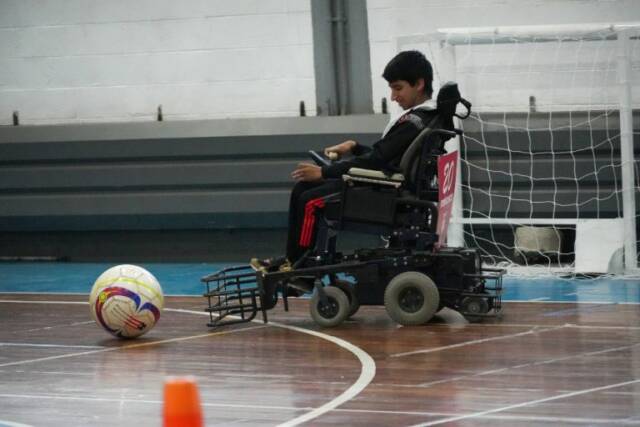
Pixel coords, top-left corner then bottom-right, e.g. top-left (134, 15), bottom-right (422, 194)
top-left (1, 293), bottom-right (639, 426)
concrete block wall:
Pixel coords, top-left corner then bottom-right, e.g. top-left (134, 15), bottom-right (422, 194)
top-left (367, 0), bottom-right (640, 115)
top-left (3, 1), bottom-right (639, 124)
top-left (0, 0), bottom-right (314, 125)
top-left (0, 115), bottom-right (387, 232)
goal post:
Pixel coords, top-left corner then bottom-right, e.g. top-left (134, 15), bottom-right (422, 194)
top-left (395, 23), bottom-right (640, 276)
top-left (617, 29), bottom-right (638, 273)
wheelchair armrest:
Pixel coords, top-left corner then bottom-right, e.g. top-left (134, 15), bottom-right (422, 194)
top-left (345, 167), bottom-right (404, 181)
top-left (342, 168), bottom-right (405, 188)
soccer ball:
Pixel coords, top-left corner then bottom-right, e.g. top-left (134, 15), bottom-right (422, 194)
top-left (89, 264), bottom-right (164, 339)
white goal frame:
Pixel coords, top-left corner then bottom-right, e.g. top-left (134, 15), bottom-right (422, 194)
top-left (396, 23), bottom-right (639, 273)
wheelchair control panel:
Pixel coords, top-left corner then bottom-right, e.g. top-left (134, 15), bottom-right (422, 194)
top-left (308, 150), bottom-right (337, 167)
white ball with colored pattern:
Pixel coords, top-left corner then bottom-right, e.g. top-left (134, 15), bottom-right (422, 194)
top-left (89, 264), bottom-right (164, 339)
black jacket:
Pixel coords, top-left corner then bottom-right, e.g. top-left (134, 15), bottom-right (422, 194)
top-left (321, 107), bottom-right (438, 179)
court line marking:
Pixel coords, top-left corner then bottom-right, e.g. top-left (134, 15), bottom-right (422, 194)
top-left (1, 393), bottom-right (639, 425)
top-left (0, 300), bottom-right (87, 304)
top-left (2, 300), bottom-right (639, 425)
top-left (3, 293), bottom-right (640, 304)
top-left (541, 303), bottom-right (615, 317)
top-left (450, 322), bottom-right (640, 331)
top-left (409, 378), bottom-right (640, 426)
top-left (1, 370), bottom-right (96, 377)
top-left (0, 343), bottom-right (105, 349)
top-left (390, 324), bottom-right (568, 358)
top-left (271, 322), bottom-right (376, 427)
top-left (167, 308), bottom-right (377, 427)
top-left (0, 421), bottom-right (33, 427)
top-left (415, 342), bottom-right (640, 388)
top-left (12, 321), bottom-right (95, 334)
top-left (0, 392), bottom-right (309, 411)
top-left (7, 300), bottom-right (639, 423)
top-left (0, 299), bottom-right (376, 427)
top-left (0, 325), bottom-right (266, 368)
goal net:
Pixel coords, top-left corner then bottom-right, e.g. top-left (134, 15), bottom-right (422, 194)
top-left (396, 24), bottom-right (640, 277)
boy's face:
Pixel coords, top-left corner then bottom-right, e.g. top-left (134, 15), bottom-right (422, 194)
top-left (388, 79), bottom-right (425, 110)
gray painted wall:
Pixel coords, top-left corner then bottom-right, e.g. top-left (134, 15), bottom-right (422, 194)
top-left (2, 111), bottom-right (637, 232)
top-left (0, 115), bottom-right (386, 232)
top-left (0, 111), bottom-right (637, 260)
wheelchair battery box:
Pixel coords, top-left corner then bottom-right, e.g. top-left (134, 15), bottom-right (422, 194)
top-left (341, 186), bottom-right (398, 225)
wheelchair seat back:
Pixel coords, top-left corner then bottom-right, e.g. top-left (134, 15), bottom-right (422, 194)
top-left (399, 81), bottom-right (468, 200)
top-left (336, 82), bottom-right (471, 236)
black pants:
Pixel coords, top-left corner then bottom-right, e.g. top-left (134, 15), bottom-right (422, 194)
top-left (286, 179), bottom-right (343, 263)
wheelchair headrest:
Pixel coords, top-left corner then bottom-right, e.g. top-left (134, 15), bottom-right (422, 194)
top-left (437, 81), bottom-right (471, 132)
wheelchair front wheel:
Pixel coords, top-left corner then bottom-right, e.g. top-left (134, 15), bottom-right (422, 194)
top-left (310, 286), bottom-right (350, 328)
top-left (330, 280), bottom-right (360, 318)
top-left (460, 296), bottom-right (489, 323)
top-left (384, 271), bottom-right (439, 325)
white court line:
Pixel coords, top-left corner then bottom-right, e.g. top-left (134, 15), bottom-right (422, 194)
top-left (391, 324), bottom-right (568, 358)
top-left (458, 322), bottom-right (640, 331)
top-left (416, 342), bottom-right (640, 388)
top-left (2, 370), bottom-right (96, 377)
top-left (2, 392), bottom-right (639, 425)
top-left (14, 321), bottom-right (95, 334)
top-left (0, 292), bottom-right (88, 295)
top-left (0, 325), bottom-right (266, 368)
top-left (167, 308), bottom-right (377, 427)
top-left (0, 393), bottom-right (309, 412)
top-left (0, 421), bottom-right (33, 427)
top-left (270, 322), bottom-right (375, 427)
top-left (409, 378), bottom-right (640, 426)
top-left (0, 300), bottom-right (376, 427)
top-left (529, 297), bottom-right (550, 301)
top-left (4, 296), bottom-right (640, 305)
top-left (0, 300), bottom-right (86, 304)
top-left (0, 343), bottom-right (105, 349)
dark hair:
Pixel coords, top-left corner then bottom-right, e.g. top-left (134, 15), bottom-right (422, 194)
top-left (382, 50), bottom-right (433, 97)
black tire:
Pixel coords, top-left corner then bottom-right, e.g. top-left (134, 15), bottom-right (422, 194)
top-left (460, 296), bottom-right (489, 323)
top-left (384, 271), bottom-right (439, 325)
top-left (310, 286), bottom-right (350, 328)
top-left (331, 280), bottom-right (360, 318)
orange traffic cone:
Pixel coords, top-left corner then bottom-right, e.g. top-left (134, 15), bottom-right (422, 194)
top-left (163, 377), bottom-right (204, 427)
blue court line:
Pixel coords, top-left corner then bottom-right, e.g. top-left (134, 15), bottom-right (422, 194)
top-left (0, 262), bottom-right (639, 304)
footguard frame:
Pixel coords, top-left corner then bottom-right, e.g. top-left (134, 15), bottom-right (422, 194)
top-left (459, 267), bottom-right (504, 318)
top-left (201, 265), bottom-right (267, 327)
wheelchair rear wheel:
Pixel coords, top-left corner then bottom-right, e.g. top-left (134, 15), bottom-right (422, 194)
top-left (384, 271), bottom-right (440, 325)
top-left (310, 286), bottom-right (350, 327)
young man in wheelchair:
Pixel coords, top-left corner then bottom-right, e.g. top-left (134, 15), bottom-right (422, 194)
top-left (206, 52), bottom-right (503, 327)
top-left (254, 50), bottom-right (440, 273)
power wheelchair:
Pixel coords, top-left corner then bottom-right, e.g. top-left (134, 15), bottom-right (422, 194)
top-left (202, 82), bottom-right (504, 328)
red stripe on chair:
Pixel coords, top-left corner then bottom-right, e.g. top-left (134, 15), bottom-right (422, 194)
top-left (300, 199), bottom-right (320, 246)
top-left (299, 198), bottom-right (326, 247)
